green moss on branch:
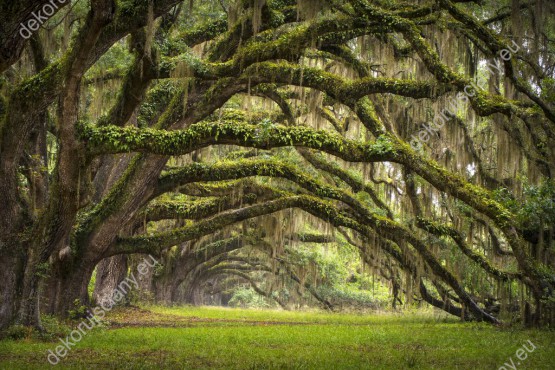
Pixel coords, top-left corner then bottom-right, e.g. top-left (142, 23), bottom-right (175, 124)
top-left (78, 120), bottom-right (395, 161)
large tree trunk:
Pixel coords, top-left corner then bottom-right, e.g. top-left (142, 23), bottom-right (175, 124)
top-left (47, 260), bottom-right (96, 318)
top-left (129, 255), bottom-right (156, 302)
top-left (17, 250), bottom-right (43, 328)
top-left (170, 280), bottom-right (184, 303)
top-left (93, 255), bottom-right (128, 306)
top-left (0, 255), bottom-right (24, 330)
top-left (153, 274), bottom-right (174, 304)
top-left (182, 267), bottom-right (205, 305)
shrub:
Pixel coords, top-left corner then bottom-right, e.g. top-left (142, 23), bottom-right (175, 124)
top-left (35, 315), bottom-right (72, 341)
top-left (4, 325), bottom-right (29, 340)
top-left (68, 299), bottom-right (88, 320)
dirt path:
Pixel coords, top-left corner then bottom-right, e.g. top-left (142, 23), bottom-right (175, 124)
top-left (107, 306), bottom-right (313, 328)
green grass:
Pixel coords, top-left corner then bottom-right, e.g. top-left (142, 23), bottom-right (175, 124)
top-left (1, 306), bottom-right (554, 369)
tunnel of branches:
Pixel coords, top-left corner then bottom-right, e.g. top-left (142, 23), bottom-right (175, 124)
top-left (1, 0), bottom-right (555, 331)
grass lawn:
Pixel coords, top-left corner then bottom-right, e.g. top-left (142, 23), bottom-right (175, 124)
top-left (1, 306), bottom-right (554, 369)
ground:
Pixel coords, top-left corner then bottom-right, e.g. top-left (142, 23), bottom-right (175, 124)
top-left (1, 306), bottom-right (554, 369)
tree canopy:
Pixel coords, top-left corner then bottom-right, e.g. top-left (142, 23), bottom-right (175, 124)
top-left (1, 0), bottom-right (555, 331)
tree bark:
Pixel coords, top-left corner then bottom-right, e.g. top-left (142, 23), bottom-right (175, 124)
top-left (0, 255), bottom-right (23, 330)
top-left (93, 255), bottom-right (128, 306)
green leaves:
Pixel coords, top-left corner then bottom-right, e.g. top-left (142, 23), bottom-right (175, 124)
top-left (371, 135), bottom-right (394, 155)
